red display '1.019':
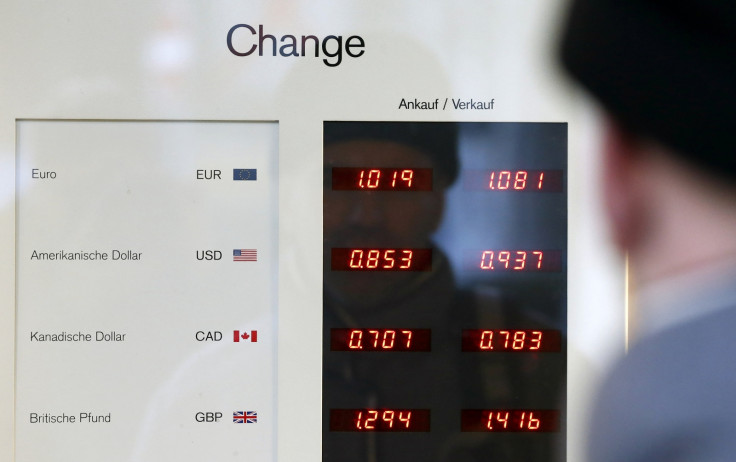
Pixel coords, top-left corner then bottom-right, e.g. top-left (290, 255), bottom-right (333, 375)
top-left (331, 167), bottom-right (433, 191)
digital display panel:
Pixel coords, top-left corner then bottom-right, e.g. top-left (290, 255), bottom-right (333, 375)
top-left (330, 409), bottom-right (431, 432)
top-left (470, 249), bottom-right (563, 272)
top-left (461, 329), bottom-right (562, 352)
top-left (332, 168), bottom-right (433, 191)
top-left (323, 121), bottom-right (566, 462)
top-left (460, 410), bottom-right (560, 432)
top-left (330, 328), bottom-right (432, 352)
top-left (464, 169), bottom-right (564, 192)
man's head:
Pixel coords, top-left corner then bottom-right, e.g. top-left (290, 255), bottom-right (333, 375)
top-left (560, 0), bottom-right (736, 283)
top-left (560, 0), bottom-right (736, 180)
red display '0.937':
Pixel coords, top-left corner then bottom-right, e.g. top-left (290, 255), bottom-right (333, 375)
top-left (331, 248), bottom-right (432, 271)
top-left (475, 250), bottom-right (563, 272)
top-left (331, 167), bottom-right (433, 191)
top-left (330, 409), bottom-right (431, 432)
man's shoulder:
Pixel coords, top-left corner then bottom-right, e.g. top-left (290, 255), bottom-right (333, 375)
top-left (589, 304), bottom-right (736, 462)
top-left (610, 303), bottom-right (736, 397)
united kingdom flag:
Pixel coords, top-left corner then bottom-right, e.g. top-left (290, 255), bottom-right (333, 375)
top-left (233, 411), bottom-right (258, 424)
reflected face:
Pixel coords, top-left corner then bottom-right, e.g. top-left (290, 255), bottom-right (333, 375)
top-left (324, 139), bottom-right (446, 307)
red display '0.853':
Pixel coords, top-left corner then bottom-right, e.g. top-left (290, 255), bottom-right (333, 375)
top-left (332, 167), bottom-right (433, 191)
top-left (461, 409), bottom-right (560, 432)
top-left (331, 328), bottom-right (432, 351)
top-left (330, 409), bottom-right (431, 432)
top-left (331, 248), bottom-right (432, 271)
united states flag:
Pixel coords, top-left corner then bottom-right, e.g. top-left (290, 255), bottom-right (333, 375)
top-left (233, 411), bottom-right (258, 423)
top-left (233, 249), bottom-right (257, 262)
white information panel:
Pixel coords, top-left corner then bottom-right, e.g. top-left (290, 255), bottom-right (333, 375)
top-left (16, 120), bottom-right (278, 460)
top-left (0, 2), bottom-right (627, 462)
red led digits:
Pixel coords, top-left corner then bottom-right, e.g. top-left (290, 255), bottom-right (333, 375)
top-left (464, 169), bottom-right (563, 192)
top-left (474, 250), bottom-right (562, 272)
top-left (330, 409), bottom-right (430, 432)
top-left (348, 249), bottom-right (414, 269)
top-left (462, 329), bottom-right (562, 352)
top-left (486, 411), bottom-right (540, 431)
top-left (358, 169), bottom-right (415, 189)
top-left (331, 328), bottom-right (431, 351)
top-left (488, 170), bottom-right (534, 190)
top-left (461, 410), bottom-right (560, 432)
top-left (332, 167), bottom-right (432, 191)
top-left (332, 248), bottom-right (432, 271)
top-left (359, 169), bottom-right (413, 189)
top-left (358, 169), bottom-right (380, 188)
top-left (355, 410), bottom-right (409, 430)
top-left (480, 250), bottom-right (542, 270)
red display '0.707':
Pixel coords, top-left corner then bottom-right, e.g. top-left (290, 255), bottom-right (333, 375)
top-left (330, 409), bottom-right (431, 432)
top-left (331, 328), bottom-right (432, 351)
top-left (331, 248), bottom-right (432, 271)
top-left (461, 329), bottom-right (562, 352)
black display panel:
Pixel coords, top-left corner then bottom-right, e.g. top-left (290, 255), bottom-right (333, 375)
top-left (323, 122), bottom-right (566, 462)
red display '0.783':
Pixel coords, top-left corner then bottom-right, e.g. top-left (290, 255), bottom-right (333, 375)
top-left (330, 409), bottom-right (431, 432)
top-left (331, 328), bottom-right (432, 351)
top-left (461, 409), bottom-right (560, 432)
top-left (461, 329), bottom-right (562, 352)
top-left (331, 248), bottom-right (432, 271)
top-left (331, 167), bottom-right (433, 191)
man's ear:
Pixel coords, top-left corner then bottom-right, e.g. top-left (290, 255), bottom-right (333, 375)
top-left (602, 118), bottom-right (645, 251)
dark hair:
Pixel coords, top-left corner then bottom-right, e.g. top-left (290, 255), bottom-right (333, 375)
top-left (560, 0), bottom-right (736, 180)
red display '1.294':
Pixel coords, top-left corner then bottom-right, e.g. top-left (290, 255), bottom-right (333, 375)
top-left (330, 409), bottom-right (431, 432)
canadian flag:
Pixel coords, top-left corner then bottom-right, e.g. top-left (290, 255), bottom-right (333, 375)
top-left (233, 330), bottom-right (258, 342)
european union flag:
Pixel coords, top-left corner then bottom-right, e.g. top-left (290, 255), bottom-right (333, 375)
top-left (233, 169), bottom-right (257, 181)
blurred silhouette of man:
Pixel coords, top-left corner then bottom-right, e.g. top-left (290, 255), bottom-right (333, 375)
top-left (560, 1), bottom-right (736, 461)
